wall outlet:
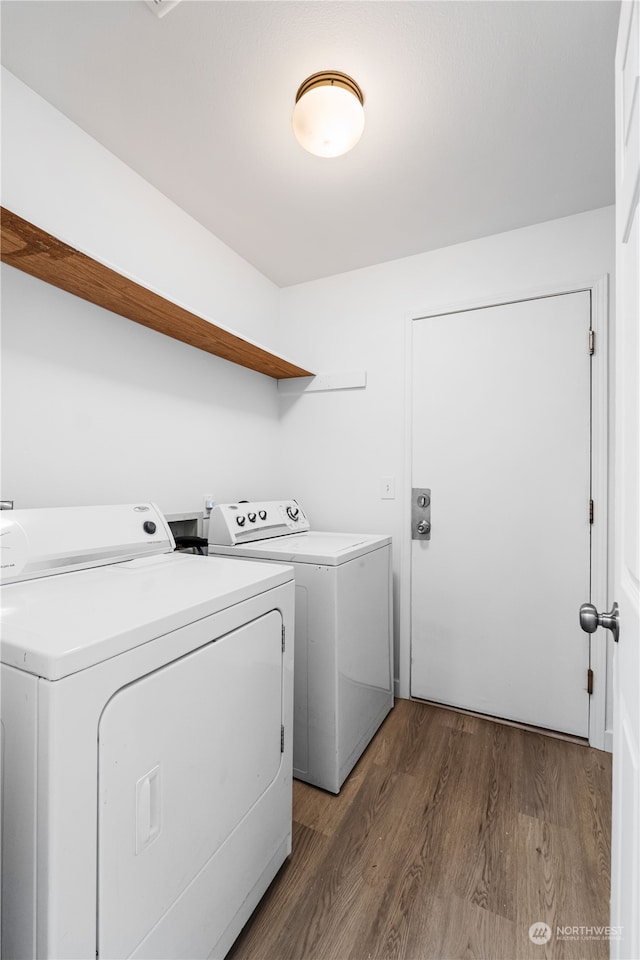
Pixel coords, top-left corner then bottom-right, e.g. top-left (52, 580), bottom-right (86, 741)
top-left (380, 477), bottom-right (396, 500)
top-left (203, 495), bottom-right (216, 517)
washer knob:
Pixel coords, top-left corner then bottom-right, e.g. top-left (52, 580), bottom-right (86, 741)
top-left (259, 510), bottom-right (267, 520)
top-left (248, 512), bottom-right (257, 522)
top-left (143, 521), bottom-right (157, 535)
top-left (287, 505), bottom-right (299, 521)
top-left (236, 515), bottom-right (246, 527)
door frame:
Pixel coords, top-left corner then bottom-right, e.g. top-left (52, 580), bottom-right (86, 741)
top-left (399, 275), bottom-right (610, 750)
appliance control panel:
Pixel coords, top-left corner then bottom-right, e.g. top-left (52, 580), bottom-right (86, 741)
top-left (0, 503), bottom-right (174, 585)
top-left (208, 500), bottom-right (310, 546)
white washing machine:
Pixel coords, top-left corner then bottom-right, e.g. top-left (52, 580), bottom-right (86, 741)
top-left (0, 503), bottom-right (294, 960)
top-left (208, 500), bottom-right (393, 794)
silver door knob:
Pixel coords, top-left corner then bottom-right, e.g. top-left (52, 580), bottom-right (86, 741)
top-left (417, 520), bottom-right (431, 536)
top-left (579, 601), bottom-right (619, 643)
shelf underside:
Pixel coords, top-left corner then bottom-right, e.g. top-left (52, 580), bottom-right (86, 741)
top-left (0, 207), bottom-right (313, 380)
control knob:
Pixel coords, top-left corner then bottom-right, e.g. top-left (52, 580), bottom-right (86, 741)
top-left (248, 512), bottom-right (257, 522)
top-left (236, 515), bottom-right (246, 527)
top-left (143, 521), bottom-right (157, 535)
top-left (286, 505), bottom-right (299, 521)
top-left (259, 510), bottom-right (267, 520)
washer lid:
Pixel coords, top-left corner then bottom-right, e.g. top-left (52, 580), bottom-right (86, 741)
top-left (211, 531), bottom-right (391, 565)
top-left (0, 552), bottom-right (293, 680)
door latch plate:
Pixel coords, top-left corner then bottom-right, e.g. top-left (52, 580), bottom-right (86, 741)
top-left (412, 488), bottom-right (431, 540)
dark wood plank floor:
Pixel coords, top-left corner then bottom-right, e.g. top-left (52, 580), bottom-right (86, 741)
top-left (228, 699), bottom-right (612, 960)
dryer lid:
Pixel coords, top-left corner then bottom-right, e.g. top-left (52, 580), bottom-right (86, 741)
top-left (0, 551), bottom-right (293, 680)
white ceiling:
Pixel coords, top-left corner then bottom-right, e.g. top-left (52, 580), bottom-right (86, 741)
top-left (0, 0), bottom-right (619, 287)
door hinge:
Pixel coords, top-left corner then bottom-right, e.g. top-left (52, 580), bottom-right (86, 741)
top-left (587, 668), bottom-right (594, 696)
top-left (282, 625), bottom-right (285, 652)
top-left (589, 499), bottom-right (594, 524)
top-left (281, 725), bottom-right (285, 753)
top-left (589, 329), bottom-right (595, 355)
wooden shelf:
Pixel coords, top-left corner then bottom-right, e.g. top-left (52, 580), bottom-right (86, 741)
top-left (0, 207), bottom-right (313, 380)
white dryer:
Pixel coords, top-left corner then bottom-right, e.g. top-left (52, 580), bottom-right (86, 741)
top-left (208, 501), bottom-right (393, 794)
top-left (0, 503), bottom-right (294, 960)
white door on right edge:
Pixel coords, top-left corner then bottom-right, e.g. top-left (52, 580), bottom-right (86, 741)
top-left (610, 2), bottom-right (640, 956)
top-left (411, 292), bottom-right (592, 737)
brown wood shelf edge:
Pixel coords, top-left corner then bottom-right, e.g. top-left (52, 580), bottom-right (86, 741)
top-left (0, 207), bottom-right (314, 380)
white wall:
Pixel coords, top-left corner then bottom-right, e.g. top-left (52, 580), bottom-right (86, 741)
top-left (1, 69), bottom-right (279, 345)
top-left (278, 206), bottom-right (616, 710)
top-left (2, 265), bottom-right (282, 513)
top-left (1, 68), bottom-right (284, 515)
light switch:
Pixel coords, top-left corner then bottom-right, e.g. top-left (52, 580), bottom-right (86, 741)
top-left (380, 477), bottom-right (395, 500)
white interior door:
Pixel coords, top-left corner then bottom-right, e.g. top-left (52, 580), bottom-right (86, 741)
top-left (411, 292), bottom-right (592, 737)
top-left (611, 3), bottom-right (640, 956)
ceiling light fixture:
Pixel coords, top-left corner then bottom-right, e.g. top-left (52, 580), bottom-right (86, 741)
top-left (292, 71), bottom-right (365, 158)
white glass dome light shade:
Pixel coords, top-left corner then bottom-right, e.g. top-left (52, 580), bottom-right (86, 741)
top-left (292, 71), bottom-right (365, 158)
